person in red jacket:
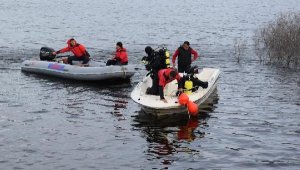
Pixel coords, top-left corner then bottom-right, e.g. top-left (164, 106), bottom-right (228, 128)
top-left (172, 41), bottom-right (199, 73)
top-left (52, 38), bottom-right (90, 65)
top-left (157, 68), bottom-right (183, 103)
top-left (106, 42), bottom-right (128, 66)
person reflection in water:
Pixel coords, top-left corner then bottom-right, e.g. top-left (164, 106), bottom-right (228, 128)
top-left (147, 129), bottom-right (174, 156)
top-left (177, 118), bottom-right (200, 141)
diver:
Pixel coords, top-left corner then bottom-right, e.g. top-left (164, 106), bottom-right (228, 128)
top-left (178, 66), bottom-right (209, 96)
top-left (142, 46), bottom-right (169, 95)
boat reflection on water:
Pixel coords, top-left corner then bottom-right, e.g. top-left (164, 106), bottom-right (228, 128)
top-left (106, 97), bottom-right (129, 120)
top-left (21, 71), bottom-right (132, 120)
top-left (177, 118), bottom-right (201, 141)
top-left (132, 89), bottom-right (219, 160)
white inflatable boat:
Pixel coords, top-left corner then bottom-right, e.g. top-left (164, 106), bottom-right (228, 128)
top-left (21, 60), bottom-right (135, 81)
top-left (131, 68), bottom-right (220, 116)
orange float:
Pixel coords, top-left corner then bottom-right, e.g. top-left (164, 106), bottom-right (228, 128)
top-left (187, 101), bottom-right (198, 116)
top-left (178, 93), bottom-right (189, 105)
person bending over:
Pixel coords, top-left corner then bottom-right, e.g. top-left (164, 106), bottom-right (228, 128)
top-left (157, 68), bottom-right (183, 103)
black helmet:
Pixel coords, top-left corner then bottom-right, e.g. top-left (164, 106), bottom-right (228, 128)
top-left (145, 46), bottom-right (153, 55)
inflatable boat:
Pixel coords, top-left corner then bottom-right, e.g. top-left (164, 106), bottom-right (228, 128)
top-left (131, 68), bottom-right (220, 116)
top-left (21, 60), bottom-right (135, 81)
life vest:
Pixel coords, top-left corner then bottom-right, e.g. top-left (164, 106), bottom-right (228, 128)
top-left (158, 68), bottom-right (181, 87)
top-left (58, 39), bottom-right (88, 58)
top-left (115, 48), bottom-right (128, 64)
top-left (177, 46), bottom-right (192, 67)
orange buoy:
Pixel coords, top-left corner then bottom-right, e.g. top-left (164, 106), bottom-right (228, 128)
top-left (187, 101), bottom-right (198, 116)
top-left (178, 93), bottom-right (189, 105)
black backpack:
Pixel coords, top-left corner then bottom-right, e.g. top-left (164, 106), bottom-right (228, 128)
top-left (149, 49), bottom-right (167, 70)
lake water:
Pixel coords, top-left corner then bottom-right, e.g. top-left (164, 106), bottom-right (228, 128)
top-left (0, 0), bottom-right (299, 169)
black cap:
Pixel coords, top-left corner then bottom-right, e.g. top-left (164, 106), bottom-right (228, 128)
top-left (183, 41), bottom-right (190, 46)
top-left (116, 42), bottom-right (123, 48)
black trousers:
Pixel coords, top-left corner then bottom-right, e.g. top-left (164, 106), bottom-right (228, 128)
top-left (191, 77), bottom-right (208, 89)
top-left (146, 71), bottom-right (159, 95)
top-left (68, 55), bottom-right (90, 65)
top-left (106, 59), bottom-right (128, 66)
top-left (178, 64), bottom-right (190, 73)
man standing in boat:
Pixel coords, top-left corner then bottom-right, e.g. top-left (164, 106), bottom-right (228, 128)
top-left (172, 41), bottom-right (199, 73)
top-left (52, 38), bottom-right (90, 65)
top-left (106, 42), bottom-right (128, 66)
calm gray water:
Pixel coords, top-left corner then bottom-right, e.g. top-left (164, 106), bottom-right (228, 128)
top-left (0, 0), bottom-right (299, 169)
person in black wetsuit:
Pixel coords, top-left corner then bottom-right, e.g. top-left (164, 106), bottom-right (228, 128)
top-left (142, 46), bottom-right (167, 95)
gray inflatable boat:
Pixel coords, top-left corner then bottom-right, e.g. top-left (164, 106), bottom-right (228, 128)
top-left (21, 60), bottom-right (135, 81)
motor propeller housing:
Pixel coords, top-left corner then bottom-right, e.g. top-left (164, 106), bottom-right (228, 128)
top-left (40, 47), bottom-right (56, 61)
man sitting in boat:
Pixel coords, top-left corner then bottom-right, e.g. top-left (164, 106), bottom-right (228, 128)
top-left (106, 42), bottom-right (128, 66)
top-left (157, 68), bottom-right (183, 103)
top-left (143, 46), bottom-right (168, 95)
top-left (172, 41), bottom-right (199, 73)
top-left (52, 38), bottom-right (90, 65)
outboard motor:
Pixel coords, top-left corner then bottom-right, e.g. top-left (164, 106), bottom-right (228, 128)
top-left (40, 47), bottom-right (56, 61)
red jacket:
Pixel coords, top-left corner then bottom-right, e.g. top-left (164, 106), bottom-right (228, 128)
top-left (158, 68), bottom-right (181, 87)
top-left (114, 48), bottom-right (128, 64)
top-left (57, 39), bottom-right (88, 58)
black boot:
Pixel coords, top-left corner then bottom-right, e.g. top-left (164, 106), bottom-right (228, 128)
top-left (146, 87), bottom-right (152, 94)
top-left (193, 78), bottom-right (208, 89)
